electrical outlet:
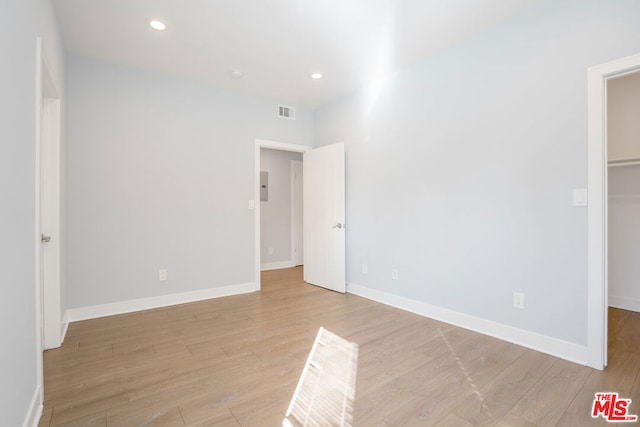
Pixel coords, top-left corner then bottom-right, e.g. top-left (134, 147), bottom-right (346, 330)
top-left (392, 268), bottom-right (399, 280)
top-left (268, 247), bottom-right (274, 255)
top-left (362, 264), bottom-right (369, 274)
top-left (159, 269), bottom-right (167, 281)
top-left (513, 292), bottom-right (525, 309)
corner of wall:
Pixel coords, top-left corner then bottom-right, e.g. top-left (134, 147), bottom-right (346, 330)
top-left (346, 282), bottom-right (589, 366)
top-left (22, 386), bottom-right (43, 427)
top-left (66, 282), bottom-right (256, 322)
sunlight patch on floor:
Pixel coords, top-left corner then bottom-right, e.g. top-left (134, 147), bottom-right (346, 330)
top-left (283, 327), bottom-right (359, 427)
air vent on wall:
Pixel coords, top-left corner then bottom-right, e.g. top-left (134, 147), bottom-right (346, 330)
top-left (278, 104), bottom-right (295, 120)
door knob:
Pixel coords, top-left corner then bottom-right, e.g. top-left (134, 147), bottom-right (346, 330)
top-left (41, 234), bottom-right (51, 243)
top-left (332, 223), bottom-right (345, 229)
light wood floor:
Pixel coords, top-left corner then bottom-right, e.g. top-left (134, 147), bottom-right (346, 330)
top-left (40, 267), bottom-right (640, 426)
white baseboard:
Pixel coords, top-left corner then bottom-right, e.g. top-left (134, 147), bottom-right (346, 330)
top-left (609, 295), bottom-right (640, 313)
top-left (347, 282), bottom-right (588, 366)
top-left (66, 282), bottom-right (256, 322)
top-left (60, 312), bottom-right (69, 343)
top-left (22, 386), bottom-right (42, 427)
top-left (261, 260), bottom-right (297, 271)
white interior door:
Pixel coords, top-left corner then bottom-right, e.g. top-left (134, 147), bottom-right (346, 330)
top-left (39, 52), bottom-right (62, 350)
top-left (303, 142), bottom-right (346, 293)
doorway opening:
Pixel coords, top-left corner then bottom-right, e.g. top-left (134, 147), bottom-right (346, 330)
top-left (605, 71), bottom-right (640, 365)
top-left (587, 52), bottom-right (640, 370)
top-left (259, 148), bottom-right (304, 271)
top-left (254, 140), bottom-right (310, 291)
top-left (35, 37), bottom-right (63, 406)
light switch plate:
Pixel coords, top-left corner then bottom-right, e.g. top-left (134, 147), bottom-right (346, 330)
top-left (573, 188), bottom-right (588, 207)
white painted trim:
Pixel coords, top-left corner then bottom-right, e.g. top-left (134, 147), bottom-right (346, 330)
top-left (587, 52), bottom-right (640, 370)
top-left (65, 282), bottom-right (255, 322)
top-left (60, 311), bottom-right (69, 343)
top-left (255, 139), bottom-right (311, 292)
top-left (290, 159), bottom-right (303, 267)
top-left (256, 139), bottom-right (312, 153)
top-left (33, 37), bottom-right (44, 410)
top-left (347, 283), bottom-right (589, 366)
top-left (36, 36), bottom-right (63, 384)
top-left (609, 295), bottom-right (640, 313)
top-left (22, 385), bottom-right (42, 427)
top-left (261, 260), bottom-right (297, 271)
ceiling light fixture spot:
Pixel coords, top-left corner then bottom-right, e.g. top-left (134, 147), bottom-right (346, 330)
top-left (310, 73), bottom-right (323, 80)
top-left (149, 20), bottom-right (167, 31)
top-left (230, 69), bottom-right (244, 79)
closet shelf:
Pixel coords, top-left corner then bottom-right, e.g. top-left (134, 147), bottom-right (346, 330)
top-left (608, 158), bottom-right (640, 167)
top-left (609, 194), bottom-right (640, 201)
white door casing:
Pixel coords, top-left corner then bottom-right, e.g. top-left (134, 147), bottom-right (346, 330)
top-left (587, 52), bottom-right (640, 370)
top-left (291, 160), bottom-right (303, 266)
top-left (38, 46), bottom-right (63, 351)
top-left (35, 37), bottom-right (63, 410)
top-left (303, 142), bottom-right (346, 293)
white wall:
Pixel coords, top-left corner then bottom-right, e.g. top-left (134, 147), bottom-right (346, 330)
top-left (260, 149), bottom-right (303, 268)
top-left (0, 0), bottom-right (65, 424)
top-left (314, 0), bottom-right (640, 351)
top-left (66, 55), bottom-right (313, 309)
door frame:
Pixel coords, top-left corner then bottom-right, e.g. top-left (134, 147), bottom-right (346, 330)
top-left (254, 139), bottom-right (310, 290)
top-left (290, 159), bottom-right (303, 266)
top-left (587, 52), bottom-right (640, 370)
top-left (35, 37), bottom-right (63, 404)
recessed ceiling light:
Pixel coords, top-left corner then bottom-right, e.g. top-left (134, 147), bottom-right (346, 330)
top-left (310, 73), bottom-right (323, 80)
top-left (149, 20), bottom-right (167, 31)
top-left (230, 69), bottom-right (244, 79)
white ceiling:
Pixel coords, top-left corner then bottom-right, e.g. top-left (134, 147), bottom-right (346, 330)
top-left (53, 0), bottom-right (544, 109)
